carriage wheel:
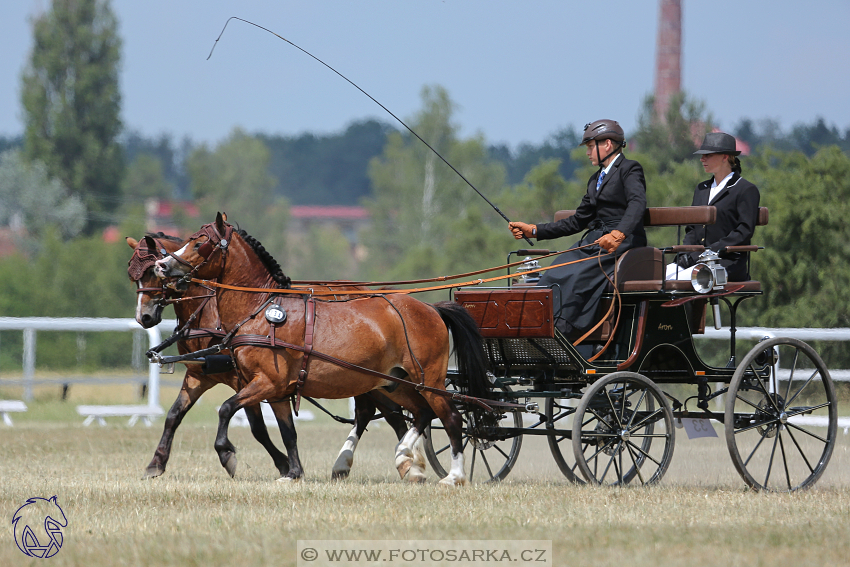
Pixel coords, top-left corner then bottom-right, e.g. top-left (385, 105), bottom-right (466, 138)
top-left (545, 397), bottom-right (585, 484)
top-left (725, 337), bottom-right (837, 492)
top-left (423, 381), bottom-right (522, 482)
top-left (572, 372), bottom-right (675, 486)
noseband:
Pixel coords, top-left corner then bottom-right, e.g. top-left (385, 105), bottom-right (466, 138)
top-left (173, 222), bottom-right (235, 280)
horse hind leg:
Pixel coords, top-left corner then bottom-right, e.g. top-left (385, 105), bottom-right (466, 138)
top-left (393, 404), bottom-right (432, 483)
top-left (268, 401), bottom-right (304, 482)
top-left (215, 396), bottom-right (241, 477)
top-left (243, 403), bottom-right (290, 477)
top-left (425, 395), bottom-right (468, 487)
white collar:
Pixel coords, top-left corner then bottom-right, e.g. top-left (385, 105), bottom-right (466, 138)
top-left (601, 153), bottom-right (621, 176)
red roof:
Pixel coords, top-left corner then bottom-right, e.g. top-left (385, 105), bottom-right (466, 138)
top-left (289, 206), bottom-right (369, 220)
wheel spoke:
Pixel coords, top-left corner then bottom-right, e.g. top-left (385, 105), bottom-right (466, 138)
top-left (480, 450), bottom-right (495, 480)
top-left (493, 443), bottom-right (511, 460)
top-left (629, 407), bottom-right (664, 431)
top-left (625, 439), bottom-right (664, 467)
top-left (734, 415), bottom-right (780, 436)
top-left (433, 441), bottom-right (452, 457)
top-left (784, 426), bottom-right (816, 474)
top-left (786, 369), bottom-right (823, 407)
top-left (599, 442), bottom-right (620, 483)
top-left (785, 401), bottom-right (831, 418)
top-left (604, 388), bottom-right (625, 429)
top-left (753, 372), bottom-right (783, 414)
top-left (469, 446), bottom-right (477, 481)
top-left (734, 392), bottom-right (771, 412)
top-left (743, 429), bottom-right (769, 467)
top-left (625, 442), bottom-right (646, 485)
top-left (625, 388), bottom-right (649, 429)
top-left (779, 432), bottom-right (792, 491)
top-left (786, 421), bottom-right (829, 444)
top-left (784, 349), bottom-right (799, 401)
top-left (763, 428), bottom-right (781, 489)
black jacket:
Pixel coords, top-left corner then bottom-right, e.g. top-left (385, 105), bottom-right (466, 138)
top-left (536, 154), bottom-right (647, 242)
top-left (681, 173), bottom-right (760, 280)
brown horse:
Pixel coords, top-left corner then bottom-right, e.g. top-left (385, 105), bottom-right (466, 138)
top-left (153, 214), bottom-right (489, 485)
top-left (129, 233), bottom-right (409, 480)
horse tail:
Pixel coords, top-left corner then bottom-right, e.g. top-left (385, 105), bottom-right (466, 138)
top-left (432, 301), bottom-right (490, 399)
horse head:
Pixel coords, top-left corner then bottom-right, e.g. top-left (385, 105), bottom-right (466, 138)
top-left (127, 233), bottom-right (185, 328)
top-left (154, 213), bottom-right (232, 282)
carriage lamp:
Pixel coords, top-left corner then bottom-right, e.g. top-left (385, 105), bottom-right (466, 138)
top-left (514, 257), bottom-right (542, 285)
top-left (690, 250), bottom-right (728, 294)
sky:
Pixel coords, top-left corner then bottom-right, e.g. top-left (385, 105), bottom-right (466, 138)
top-left (2, 1), bottom-right (850, 149)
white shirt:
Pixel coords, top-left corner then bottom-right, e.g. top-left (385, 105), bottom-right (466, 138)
top-left (708, 172), bottom-right (734, 204)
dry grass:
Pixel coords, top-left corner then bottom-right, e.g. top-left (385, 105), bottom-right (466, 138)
top-left (2, 397), bottom-right (850, 567)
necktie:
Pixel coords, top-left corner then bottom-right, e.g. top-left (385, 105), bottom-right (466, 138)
top-left (596, 170), bottom-right (606, 191)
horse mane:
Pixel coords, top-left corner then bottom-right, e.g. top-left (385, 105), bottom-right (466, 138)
top-left (236, 229), bottom-right (291, 289)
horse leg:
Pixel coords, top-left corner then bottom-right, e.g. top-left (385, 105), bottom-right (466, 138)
top-left (242, 403), bottom-right (290, 477)
top-left (214, 394), bottom-right (242, 478)
top-left (331, 395), bottom-right (381, 480)
top-left (389, 394), bottom-right (433, 483)
top-left (267, 401), bottom-right (304, 481)
top-left (425, 395), bottom-right (467, 487)
top-left (144, 374), bottom-right (213, 479)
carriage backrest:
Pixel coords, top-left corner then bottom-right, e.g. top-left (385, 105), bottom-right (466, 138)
top-left (553, 206), bottom-right (769, 227)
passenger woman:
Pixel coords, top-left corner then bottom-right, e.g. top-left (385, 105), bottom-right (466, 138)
top-left (509, 119), bottom-right (647, 337)
top-left (666, 132), bottom-right (760, 282)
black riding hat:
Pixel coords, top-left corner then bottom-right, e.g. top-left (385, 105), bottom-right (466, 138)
top-left (694, 132), bottom-right (741, 155)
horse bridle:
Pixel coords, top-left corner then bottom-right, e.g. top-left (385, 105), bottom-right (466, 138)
top-left (168, 222), bottom-right (235, 286)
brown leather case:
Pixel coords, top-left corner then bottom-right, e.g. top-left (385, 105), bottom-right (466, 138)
top-left (455, 289), bottom-right (553, 338)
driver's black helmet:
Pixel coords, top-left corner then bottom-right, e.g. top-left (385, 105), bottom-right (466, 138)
top-left (580, 119), bottom-right (625, 146)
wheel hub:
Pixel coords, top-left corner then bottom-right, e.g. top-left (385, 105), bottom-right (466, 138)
top-left (756, 394), bottom-right (785, 438)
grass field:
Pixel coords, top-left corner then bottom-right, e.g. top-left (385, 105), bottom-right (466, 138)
top-left (2, 383), bottom-right (849, 567)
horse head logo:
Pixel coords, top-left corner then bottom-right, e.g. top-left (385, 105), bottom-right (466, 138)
top-left (12, 496), bottom-right (68, 558)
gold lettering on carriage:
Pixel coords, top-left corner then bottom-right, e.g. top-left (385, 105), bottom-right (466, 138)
top-left (657, 324), bottom-right (673, 331)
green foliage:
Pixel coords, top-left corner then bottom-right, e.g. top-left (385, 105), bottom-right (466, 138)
top-left (121, 153), bottom-right (174, 201)
top-left (260, 120), bottom-right (394, 206)
top-left (187, 128), bottom-right (290, 260)
top-left (490, 127), bottom-right (582, 185)
top-left (0, 150), bottom-right (86, 249)
top-left (741, 146), bottom-right (850, 329)
top-left (633, 92), bottom-right (713, 172)
top-left (21, 0), bottom-right (123, 231)
top-left (361, 85), bottom-right (508, 280)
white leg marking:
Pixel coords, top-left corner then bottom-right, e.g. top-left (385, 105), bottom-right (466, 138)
top-left (394, 427), bottom-right (421, 479)
top-left (331, 426), bottom-right (360, 479)
top-left (438, 451), bottom-right (468, 487)
top-left (406, 434), bottom-right (428, 483)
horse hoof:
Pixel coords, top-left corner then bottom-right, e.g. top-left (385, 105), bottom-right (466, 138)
top-left (331, 470), bottom-right (350, 481)
top-left (407, 470), bottom-right (427, 484)
top-left (277, 475), bottom-right (302, 483)
top-left (143, 465), bottom-right (164, 479)
top-left (438, 476), bottom-right (468, 487)
top-left (396, 459), bottom-right (412, 479)
top-left (223, 454), bottom-right (237, 478)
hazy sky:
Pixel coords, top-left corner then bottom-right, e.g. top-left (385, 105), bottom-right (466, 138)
top-left (2, 1), bottom-right (849, 148)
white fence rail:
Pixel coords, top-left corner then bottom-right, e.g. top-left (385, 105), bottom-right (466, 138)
top-left (1, 319), bottom-right (848, 426)
top-left (0, 317), bottom-right (176, 424)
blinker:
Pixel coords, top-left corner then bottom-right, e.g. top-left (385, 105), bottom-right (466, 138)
top-left (198, 240), bottom-right (214, 259)
top-left (265, 304), bottom-right (287, 324)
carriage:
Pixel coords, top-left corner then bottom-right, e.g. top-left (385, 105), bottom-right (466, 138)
top-left (423, 205), bottom-right (837, 491)
top-left (134, 206), bottom-right (837, 492)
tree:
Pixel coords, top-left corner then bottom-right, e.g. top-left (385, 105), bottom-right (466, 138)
top-left (186, 128), bottom-right (289, 260)
top-left (0, 150), bottom-right (86, 250)
top-left (21, 0), bottom-right (123, 231)
top-left (362, 85), bottom-right (508, 281)
top-left (632, 92), bottom-right (713, 172)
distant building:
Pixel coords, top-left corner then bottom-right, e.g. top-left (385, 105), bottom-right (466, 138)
top-left (288, 205), bottom-right (370, 246)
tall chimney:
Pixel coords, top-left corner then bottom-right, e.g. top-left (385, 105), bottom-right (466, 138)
top-left (654, 0), bottom-right (682, 122)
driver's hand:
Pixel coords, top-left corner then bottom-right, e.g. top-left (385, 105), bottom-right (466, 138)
top-left (509, 222), bottom-right (536, 240)
top-left (595, 230), bottom-right (626, 253)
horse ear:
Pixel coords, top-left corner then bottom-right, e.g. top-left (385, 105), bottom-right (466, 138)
top-left (216, 212), bottom-right (227, 232)
top-left (126, 237), bottom-right (139, 249)
top-left (142, 235), bottom-right (157, 250)
top-left (222, 212), bottom-right (227, 222)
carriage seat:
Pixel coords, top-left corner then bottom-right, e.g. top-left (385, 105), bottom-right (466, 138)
top-left (553, 206), bottom-right (768, 294)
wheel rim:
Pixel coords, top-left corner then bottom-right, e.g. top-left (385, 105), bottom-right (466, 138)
top-left (545, 397), bottom-right (585, 484)
top-left (572, 372), bottom-right (675, 486)
top-left (725, 337), bottom-right (837, 492)
top-left (424, 382), bottom-right (523, 482)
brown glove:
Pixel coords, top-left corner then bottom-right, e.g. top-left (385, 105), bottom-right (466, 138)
top-left (509, 221), bottom-right (537, 240)
top-left (595, 230), bottom-right (626, 253)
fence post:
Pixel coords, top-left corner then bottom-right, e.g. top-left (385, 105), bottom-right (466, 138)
top-left (22, 328), bottom-right (35, 402)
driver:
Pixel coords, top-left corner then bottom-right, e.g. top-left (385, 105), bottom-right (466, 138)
top-left (509, 119), bottom-right (647, 337)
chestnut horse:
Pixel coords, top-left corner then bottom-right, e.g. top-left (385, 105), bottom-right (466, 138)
top-left (154, 214), bottom-right (489, 485)
top-left (128, 233), bottom-right (408, 480)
